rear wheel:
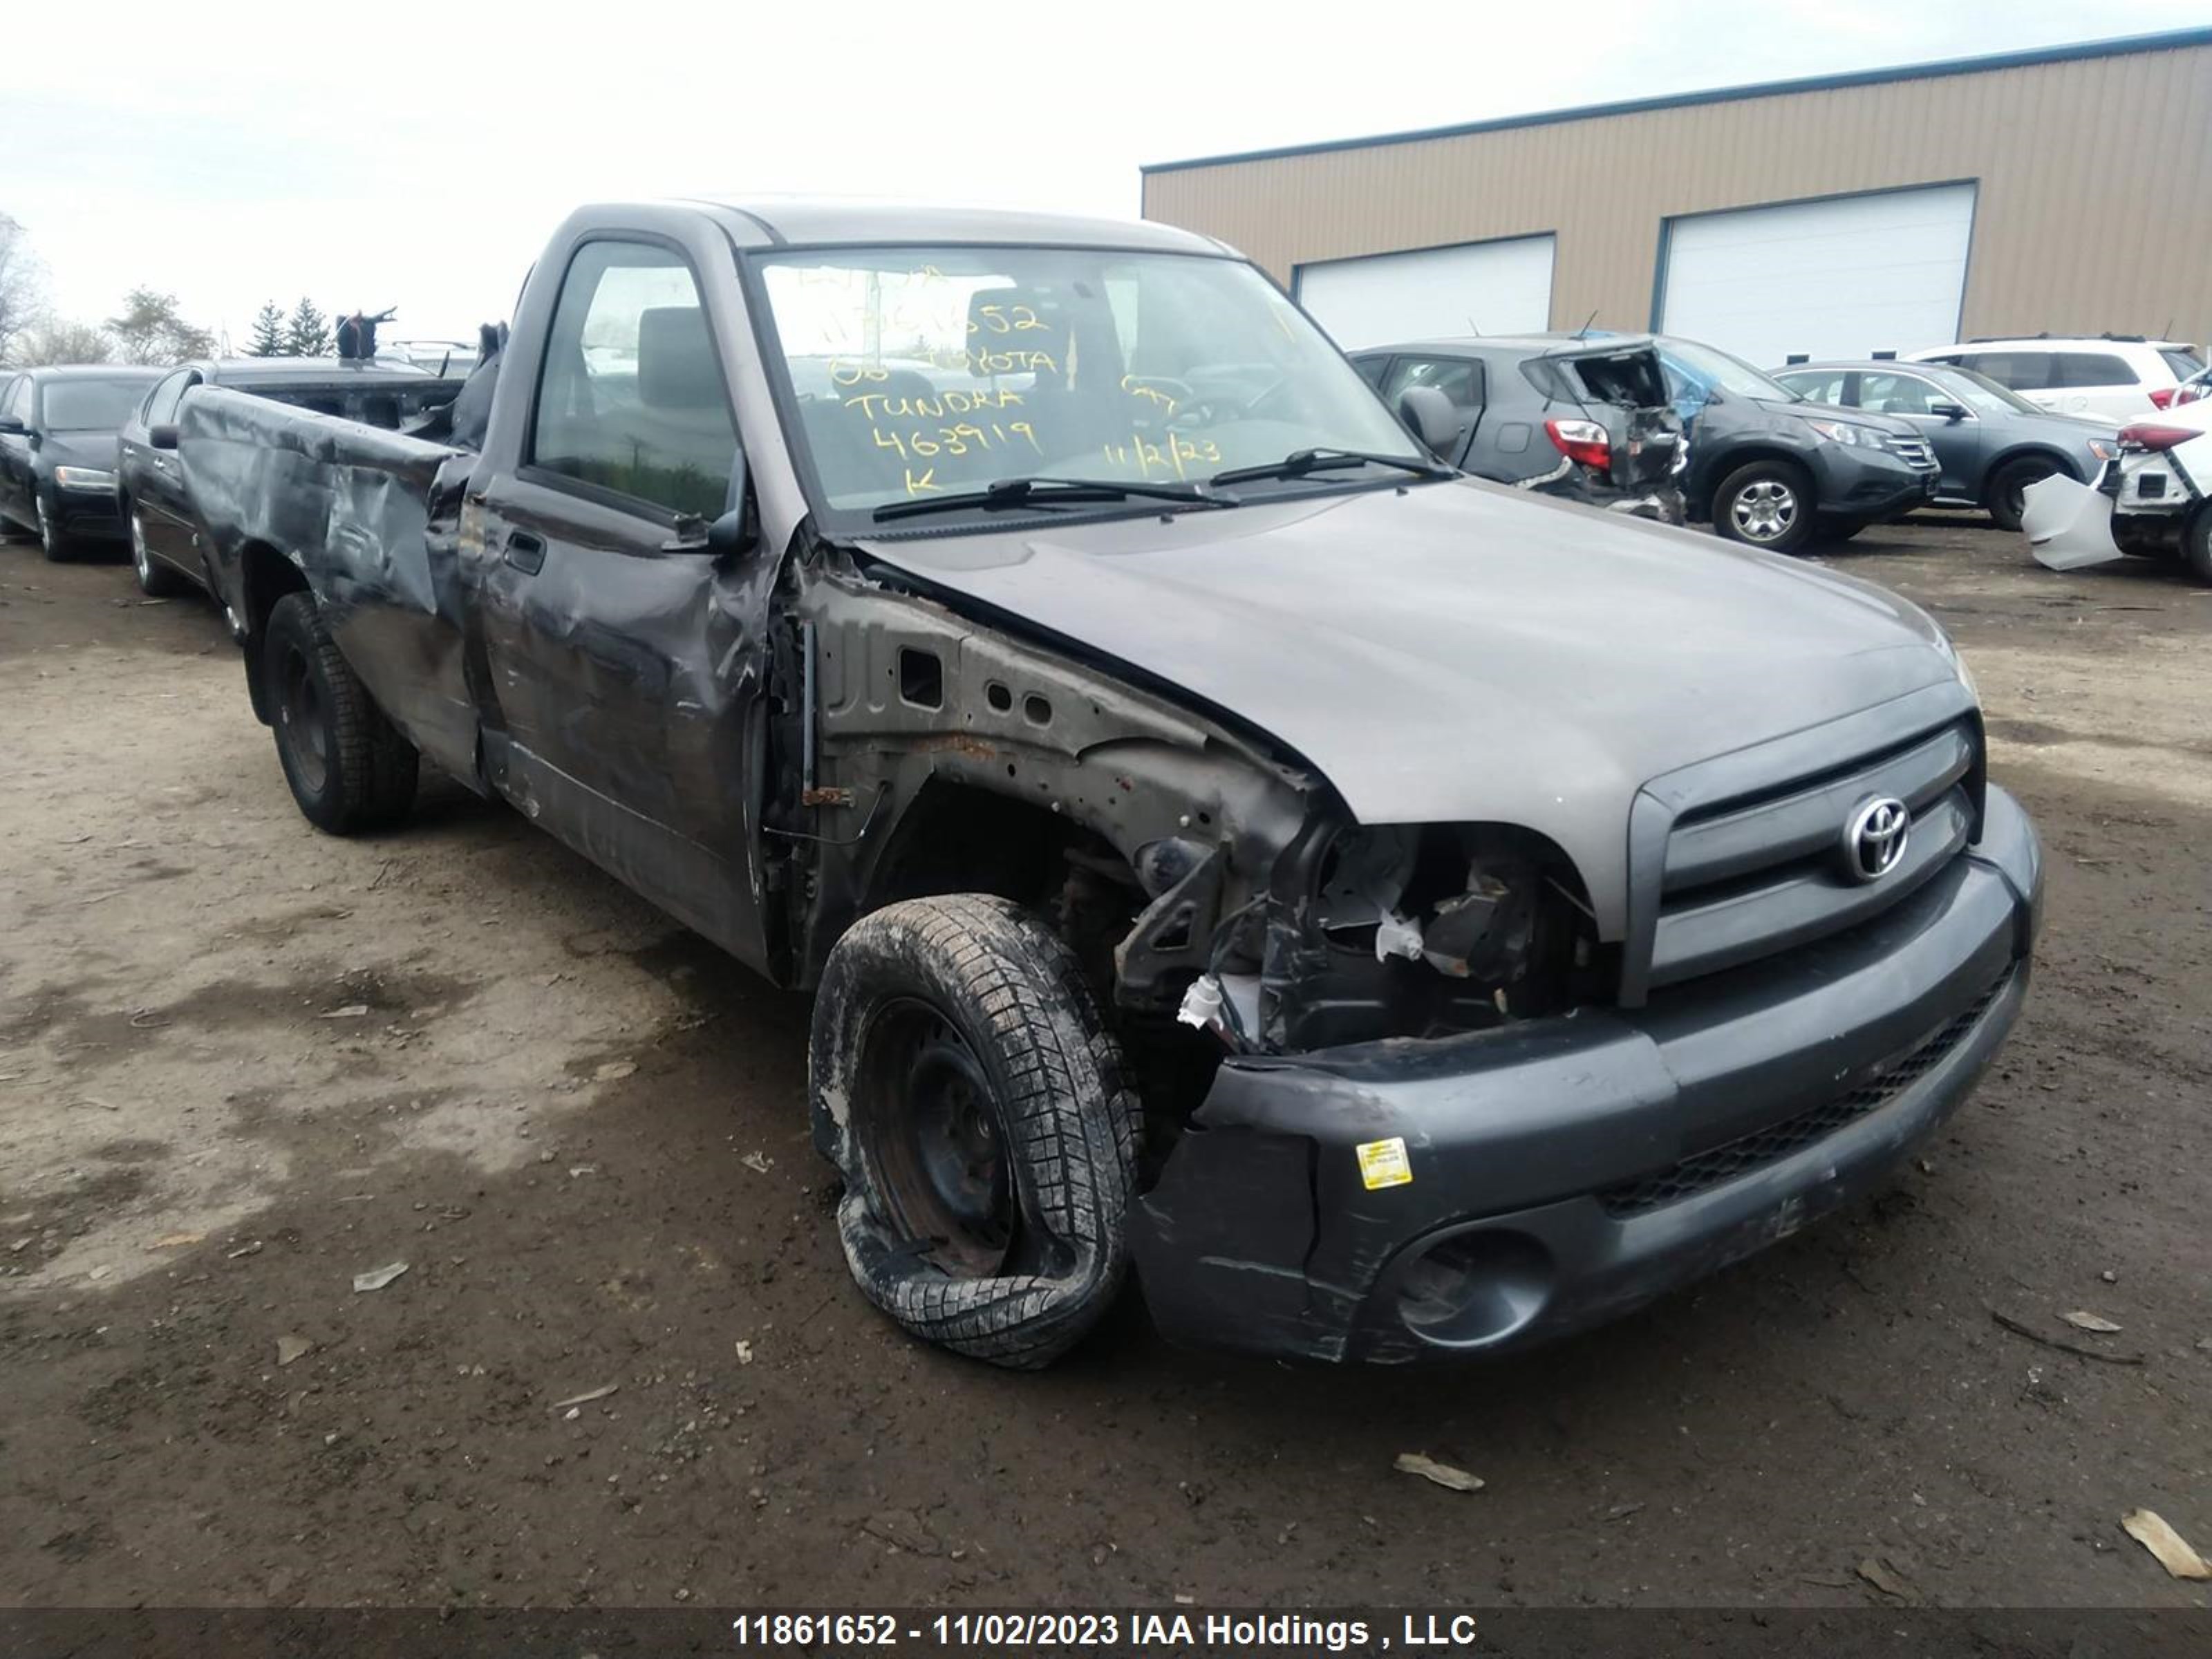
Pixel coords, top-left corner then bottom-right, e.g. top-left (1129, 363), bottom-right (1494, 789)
top-left (128, 506), bottom-right (190, 597)
top-left (2184, 505), bottom-right (2212, 586)
top-left (1986, 455), bottom-right (2062, 533)
top-left (261, 591), bottom-right (418, 834)
top-left (811, 894), bottom-right (1141, 1369)
top-left (1712, 460), bottom-right (1815, 554)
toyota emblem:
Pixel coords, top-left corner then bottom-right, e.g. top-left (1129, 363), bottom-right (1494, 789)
top-left (1843, 796), bottom-right (1910, 883)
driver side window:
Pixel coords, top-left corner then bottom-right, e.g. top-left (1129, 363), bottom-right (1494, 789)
top-left (1380, 357), bottom-right (1484, 415)
top-left (145, 372), bottom-right (192, 427)
top-left (1857, 373), bottom-right (1938, 417)
top-left (531, 241), bottom-right (740, 520)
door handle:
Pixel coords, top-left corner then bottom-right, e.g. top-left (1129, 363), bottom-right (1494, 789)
top-left (503, 530), bottom-right (545, 575)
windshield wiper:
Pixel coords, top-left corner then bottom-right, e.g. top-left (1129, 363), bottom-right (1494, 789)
top-left (872, 475), bottom-right (1235, 523)
top-left (1210, 447), bottom-right (1457, 487)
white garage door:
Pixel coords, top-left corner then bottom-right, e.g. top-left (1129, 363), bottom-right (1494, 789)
top-left (1295, 235), bottom-right (1555, 350)
top-left (1658, 184), bottom-right (1975, 368)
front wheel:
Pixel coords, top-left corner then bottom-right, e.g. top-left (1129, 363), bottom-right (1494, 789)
top-left (36, 497), bottom-right (71, 563)
top-left (811, 895), bottom-right (1141, 1369)
top-left (1712, 460), bottom-right (1815, 554)
top-left (1986, 456), bottom-right (2061, 533)
top-left (261, 591), bottom-right (419, 834)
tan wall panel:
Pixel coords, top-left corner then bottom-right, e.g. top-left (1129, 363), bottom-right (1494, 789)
top-left (1144, 42), bottom-right (2212, 345)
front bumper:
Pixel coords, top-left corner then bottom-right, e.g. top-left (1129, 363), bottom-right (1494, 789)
top-left (1130, 787), bottom-right (2041, 1364)
top-left (1810, 447), bottom-right (1940, 523)
top-left (45, 482), bottom-right (126, 543)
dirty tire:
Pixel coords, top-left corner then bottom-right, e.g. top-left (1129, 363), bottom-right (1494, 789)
top-left (37, 498), bottom-right (72, 563)
top-left (811, 894), bottom-right (1141, 1369)
top-left (128, 506), bottom-right (190, 597)
top-left (1986, 456), bottom-right (2061, 534)
top-left (1712, 459), bottom-right (1815, 554)
top-left (261, 591), bottom-right (419, 835)
top-left (2184, 506), bottom-right (2212, 587)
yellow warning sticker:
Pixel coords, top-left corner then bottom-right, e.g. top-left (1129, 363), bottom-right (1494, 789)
top-left (1356, 1136), bottom-right (1413, 1190)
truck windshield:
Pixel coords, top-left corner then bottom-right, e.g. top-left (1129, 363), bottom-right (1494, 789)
top-left (749, 246), bottom-right (1423, 518)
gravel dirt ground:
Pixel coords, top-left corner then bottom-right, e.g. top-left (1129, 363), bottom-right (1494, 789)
top-left (1, 513), bottom-right (2207, 1612)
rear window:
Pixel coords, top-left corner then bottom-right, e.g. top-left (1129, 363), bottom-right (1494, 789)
top-left (1559, 350), bottom-right (1668, 409)
top-left (2159, 348), bottom-right (2205, 379)
top-left (2051, 353), bottom-right (2134, 388)
top-left (1957, 351), bottom-right (2055, 391)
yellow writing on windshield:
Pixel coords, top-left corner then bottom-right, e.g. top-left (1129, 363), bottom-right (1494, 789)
top-left (1101, 431), bottom-right (1221, 482)
top-left (968, 303), bottom-right (1050, 336)
top-left (842, 388), bottom-right (1027, 420)
top-left (1121, 375), bottom-right (1178, 415)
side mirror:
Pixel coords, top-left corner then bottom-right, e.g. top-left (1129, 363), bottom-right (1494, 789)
top-left (706, 507), bottom-right (754, 556)
top-left (0, 416), bottom-right (24, 436)
top-left (150, 423), bottom-right (180, 451)
top-left (1928, 401), bottom-right (1968, 423)
top-left (1396, 386), bottom-right (1461, 459)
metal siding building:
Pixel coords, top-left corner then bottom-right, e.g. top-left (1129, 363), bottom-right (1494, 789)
top-left (1141, 29), bottom-right (2212, 361)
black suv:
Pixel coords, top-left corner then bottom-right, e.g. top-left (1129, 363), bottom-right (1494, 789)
top-left (1660, 337), bottom-right (1939, 552)
top-left (1352, 335), bottom-right (1685, 520)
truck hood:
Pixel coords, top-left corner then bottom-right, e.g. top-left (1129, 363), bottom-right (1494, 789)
top-left (856, 478), bottom-right (1960, 932)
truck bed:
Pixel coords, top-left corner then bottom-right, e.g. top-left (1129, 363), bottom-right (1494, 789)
top-left (180, 386), bottom-right (484, 777)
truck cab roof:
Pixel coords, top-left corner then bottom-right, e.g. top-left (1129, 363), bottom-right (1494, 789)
top-left (623, 196), bottom-right (1240, 257)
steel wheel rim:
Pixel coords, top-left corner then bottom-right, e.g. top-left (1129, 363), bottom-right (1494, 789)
top-left (1732, 478), bottom-right (1798, 541)
top-left (131, 514), bottom-right (151, 582)
top-left (276, 644), bottom-right (330, 794)
top-left (856, 997), bottom-right (1013, 1277)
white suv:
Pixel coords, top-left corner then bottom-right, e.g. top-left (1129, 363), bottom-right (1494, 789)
top-left (1903, 337), bottom-right (2204, 422)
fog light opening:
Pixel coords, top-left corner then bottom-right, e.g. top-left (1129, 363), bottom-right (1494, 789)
top-left (1394, 1230), bottom-right (1554, 1348)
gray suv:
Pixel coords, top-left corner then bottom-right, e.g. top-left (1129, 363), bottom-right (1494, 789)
top-left (1352, 335), bottom-right (1685, 520)
top-left (1774, 361), bottom-right (2121, 531)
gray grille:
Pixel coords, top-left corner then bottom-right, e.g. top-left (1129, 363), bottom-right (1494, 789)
top-left (1647, 720), bottom-right (1980, 991)
top-left (1887, 437), bottom-right (1938, 470)
top-left (1597, 967), bottom-right (2013, 1218)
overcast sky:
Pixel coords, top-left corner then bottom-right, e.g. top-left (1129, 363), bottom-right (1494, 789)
top-left (8, 0), bottom-right (2207, 350)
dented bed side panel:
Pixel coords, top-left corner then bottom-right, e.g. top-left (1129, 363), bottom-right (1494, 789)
top-left (181, 386), bottom-right (482, 782)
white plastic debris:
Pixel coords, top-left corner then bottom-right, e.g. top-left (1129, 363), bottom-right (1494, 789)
top-left (352, 1262), bottom-right (409, 1293)
top-left (1177, 974), bottom-right (1227, 1033)
top-left (2122, 1509), bottom-right (2210, 1580)
top-left (551, 1383), bottom-right (619, 1411)
top-left (1374, 912), bottom-right (1425, 964)
top-left (1394, 1452), bottom-right (1484, 1492)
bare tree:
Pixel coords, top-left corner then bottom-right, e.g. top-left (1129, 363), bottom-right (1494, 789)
top-left (0, 212), bottom-right (50, 362)
top-left (106, 288), bottom-right (215, 366)
top-left (14, 319), bottom-right (115, 366)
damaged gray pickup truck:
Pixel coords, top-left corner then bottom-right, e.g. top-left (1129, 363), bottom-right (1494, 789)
top-left (180, 200), bottom-right (2043, 1369)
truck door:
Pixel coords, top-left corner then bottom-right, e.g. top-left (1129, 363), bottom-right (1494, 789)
top-left (467, 238), bottom-right (768, 971)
